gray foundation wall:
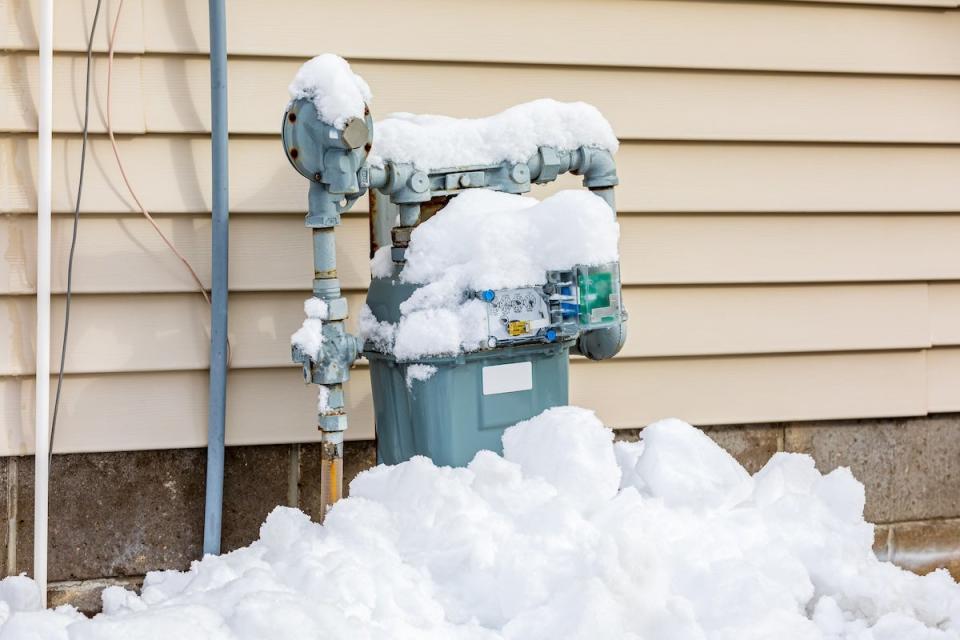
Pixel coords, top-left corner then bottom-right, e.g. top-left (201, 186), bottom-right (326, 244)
top-left (7, 415), bottom-right (960, 612)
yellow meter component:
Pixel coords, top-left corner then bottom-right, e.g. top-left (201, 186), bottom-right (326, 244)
top-left (507, 320), bottom-right (530, 336)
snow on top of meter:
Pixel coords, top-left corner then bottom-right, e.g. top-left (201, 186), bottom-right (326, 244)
top-left (1, 407), bottom-right (957, 639)
top-left (369, 99), bottom-right (619, 170)
top-left (360, 188), bottom-right (619, 360)
top-left (401, 188), bottom-right (619, 289)
top-left (288, 54), bottom-right (371, 129)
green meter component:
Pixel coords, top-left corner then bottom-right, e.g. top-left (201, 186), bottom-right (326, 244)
top-left (578, 263), bottom-right (622, 328)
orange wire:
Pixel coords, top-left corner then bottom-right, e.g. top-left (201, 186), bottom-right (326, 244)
top-left (106, 0), bottom-right (232, 363)
top-left (106, 0), bottom-right (210, 305)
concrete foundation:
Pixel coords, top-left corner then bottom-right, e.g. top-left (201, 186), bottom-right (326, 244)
top-left (6, 415), bottom-right (958, 612)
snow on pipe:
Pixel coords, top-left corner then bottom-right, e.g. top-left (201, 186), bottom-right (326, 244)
top-left (33, 0), bottom-right (53, 606)
top-left (203, 0), bottom-right (229, 557)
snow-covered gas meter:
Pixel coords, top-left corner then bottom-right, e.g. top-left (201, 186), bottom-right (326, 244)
top-left (282, 55), bottom-right (627, 510)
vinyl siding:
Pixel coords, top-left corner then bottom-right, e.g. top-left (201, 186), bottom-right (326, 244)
top-left (1, 0), bottom-right (958, 454)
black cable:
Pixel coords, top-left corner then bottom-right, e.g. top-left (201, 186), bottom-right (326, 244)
top-left (49, 0), bottom-right (103, 462)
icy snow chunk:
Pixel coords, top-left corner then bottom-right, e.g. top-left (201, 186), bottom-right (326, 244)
top-left (816, 465), bottom-right (866, 524)
top-left (303, 297), bottom-right (328, 320)
top-left (290, 319), bottom-right (323, 359)
top-left (613, 439), bottom-right (647, 492)
top-left (290, 297), bottom-right (327, 360)
top-left (357, 304), bottom-right (396, 353)
top-left (0, 575), bottom-right (42, 614)
top-left (502, 406), bottom-right (620, 511)
top-left (0, 576), bottom-right (83, 638)
top-left (288, 54), bottom-right (371, 129)
top-left (370, 245), bottom-right (394, 278)
top-left (317, 385), bottom-right (330, 413)
top-left (369, 98), bottom-right (618, 171)
top-left (393, 308), bottom-right (462, 360)
top-left (391, 299), bottom-right (488, 362)
top-left (405, 364), bottom-right (437, 389)
top-left (635, 417), bottom-right (753, 511)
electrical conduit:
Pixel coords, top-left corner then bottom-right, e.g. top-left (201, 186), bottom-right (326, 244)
top-left (204, 0), bottom-right (230, 556)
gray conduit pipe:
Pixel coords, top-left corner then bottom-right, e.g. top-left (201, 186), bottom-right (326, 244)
top-left (203, 0), bottom-right (229, 557)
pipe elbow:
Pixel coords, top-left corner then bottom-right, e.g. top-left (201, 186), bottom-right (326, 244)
top-left (577, 147), bottom-right (619, 190)
top-left (576, 323), bottom-right (627, 361)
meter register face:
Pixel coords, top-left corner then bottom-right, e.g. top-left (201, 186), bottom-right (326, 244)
top-left (485, 287), bottom-right (551, 343)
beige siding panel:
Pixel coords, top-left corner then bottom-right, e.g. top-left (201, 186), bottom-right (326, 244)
top-left (926, 347), bottom-right (960, 412)
top-left (2, 0), bottom-right (144, 53)
top-left (139, 0), bottom-right (960, 75)
top-left (0, 214), bottom-right (365, 295)
top-left (5, 214), bottom-right (960, 295)
top-left (784, 0), bottom-right (958, 6)
top-left (136, 56), bottom-right (960, 143)
top-left (0, 284), bottom-right (932, 375)
top-left (7, 136), bottom-right (960, 215)
top-left (573, 350), bottom-right (927, 428)
top-left (631, 284), bottom-right (930, 357)
top-left (0, 350), bottom-right (928, 454)
top-left (631, 214), bottom-right (960, 284)
top-left (11, 51), bottom-right (960, 142)
top-left (0, 53), bottom-right (144, 134)
top-left (930, 283), bottom-right (960, 345)
top-left (621, 143), bottom-right (960, 213)
top-left (7, 2), bottom-right (960, 74)
top-left (0, 367), bottom-right (376, 455)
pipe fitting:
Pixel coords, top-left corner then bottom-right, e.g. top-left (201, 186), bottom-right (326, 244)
top-left (575, 323), bottom-right (628, 361)
top-left (574, 147), bottom-right (619, 189)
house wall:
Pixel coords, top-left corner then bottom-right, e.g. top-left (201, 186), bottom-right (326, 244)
top-left (2, 0), bottom-right (960, 606)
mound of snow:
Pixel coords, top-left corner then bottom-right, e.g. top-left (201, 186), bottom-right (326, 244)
top-left (360, 188), bottom-right (620, 360)
top-left (288, 54), bottom-right (371, 129)
top-left (369, 99), bottom-right (619, 171)
top-left (1, 408), bottom-right (958, 639)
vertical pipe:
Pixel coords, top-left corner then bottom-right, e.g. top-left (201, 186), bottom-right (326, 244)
top-left (34, 0), bottom-right (53, 606)
top-left (590, 187), bottom-right (616, 213)
top-left (203, 0), bottom-right (229, 557)
top-left (311, 224), bottom-right (346, 519)
top-left (318, 434), bottom-right (344, 520)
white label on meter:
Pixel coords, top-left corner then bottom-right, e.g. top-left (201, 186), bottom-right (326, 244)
top-left (482, 362), bottom-right (533, 395)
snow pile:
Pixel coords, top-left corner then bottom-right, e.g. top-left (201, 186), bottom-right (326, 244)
top-left (288, 54), bottom-right (371, 129)
top-left (291, 297), bottom-right (327, 360)
top-left (360, 188), bottom-right (619, 360)
top-left (369, 99), bottom-right (618, 171)
top-left (1, 407), bottom-right (957, 639)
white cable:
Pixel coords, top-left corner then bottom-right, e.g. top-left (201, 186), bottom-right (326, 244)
top-left (34, 0), bottom-right (54, 607)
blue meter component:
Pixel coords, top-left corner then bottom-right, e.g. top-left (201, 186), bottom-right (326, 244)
top-left (476, 262), bottom-right (625, 349)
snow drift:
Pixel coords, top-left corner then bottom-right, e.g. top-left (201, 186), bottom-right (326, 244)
top-left (1, 407), bottom-right (957, 639)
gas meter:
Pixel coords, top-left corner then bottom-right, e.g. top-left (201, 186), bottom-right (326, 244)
top-left (282, 56), bottom-right (627, 512)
